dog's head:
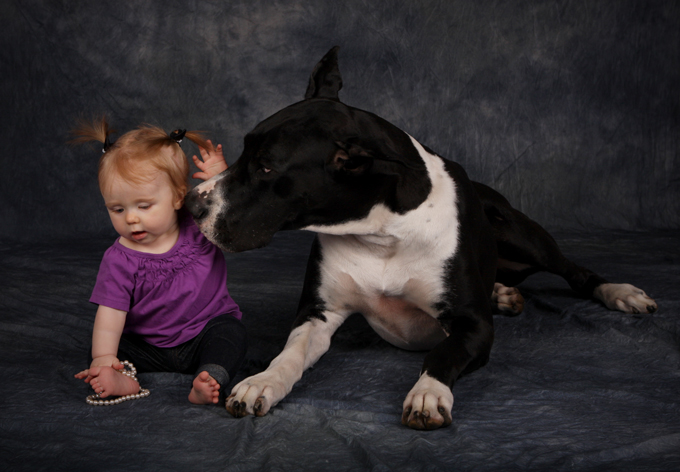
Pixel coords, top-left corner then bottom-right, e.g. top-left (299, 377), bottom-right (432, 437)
top-left (186, 47), bottom-right (431, 252)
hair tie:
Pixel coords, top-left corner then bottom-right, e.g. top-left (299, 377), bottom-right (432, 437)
top-left (170, 129), bottom-right (186, 144)
top-left (102, 135), bottom-right (114, 154)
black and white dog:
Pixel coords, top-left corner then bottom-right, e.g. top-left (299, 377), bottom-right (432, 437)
top-left (185, 47), bottom-right (657, 430)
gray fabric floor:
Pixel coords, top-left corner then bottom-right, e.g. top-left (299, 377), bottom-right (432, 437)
top-left (1, 229), bottom-right (678, 471)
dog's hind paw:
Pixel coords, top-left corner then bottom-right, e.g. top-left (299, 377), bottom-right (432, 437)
top-left (401, 373), bottom-right (453, 430)
top-left (594, 283), bottom-right (658, 314)
top-left (492, 283), bottom-right (524, 316)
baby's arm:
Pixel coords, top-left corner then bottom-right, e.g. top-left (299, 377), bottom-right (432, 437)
top-left (192, 139), bottom-right (228, 180)
top-left (75, 305), bottom-right (140, 398)
top-left (75, 305), bottom-right (127, 382)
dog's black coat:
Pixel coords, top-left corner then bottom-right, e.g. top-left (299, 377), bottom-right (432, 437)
top-left (186, 47), bottom-right (656, 430)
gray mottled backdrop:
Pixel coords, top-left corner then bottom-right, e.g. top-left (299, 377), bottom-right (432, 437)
top-left (1, 0), bottom-right (678, 241)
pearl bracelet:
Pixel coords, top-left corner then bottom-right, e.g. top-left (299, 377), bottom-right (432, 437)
top-left (86, 360), bottom-right (151, 406)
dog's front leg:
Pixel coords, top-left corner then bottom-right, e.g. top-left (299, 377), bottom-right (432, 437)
top-left (402, 310), bottom-right (494, 430)
top-left (226, 311), bottom-right (347, 418)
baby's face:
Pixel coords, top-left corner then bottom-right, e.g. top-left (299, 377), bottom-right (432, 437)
top-left (102, 171), bottom-right (182, 253)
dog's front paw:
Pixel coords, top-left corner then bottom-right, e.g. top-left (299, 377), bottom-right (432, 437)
top-left (401, 373), bottom-right (453, 430)
top-left (594, 283), bottom-right (658, 314)
top-left (225, 371), bottom-right (288, 418)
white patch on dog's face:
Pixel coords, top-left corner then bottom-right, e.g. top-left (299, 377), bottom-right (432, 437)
top-left (191, 173), bottom-right (228, 244)
top-left (307, 136), bottom-right (460, 348)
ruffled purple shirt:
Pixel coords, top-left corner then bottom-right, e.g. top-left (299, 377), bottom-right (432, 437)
top-left (90, 210), bottom-right (241, 348)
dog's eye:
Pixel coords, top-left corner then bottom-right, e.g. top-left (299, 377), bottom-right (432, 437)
top-left (261, 166), bottom-right (271, 174)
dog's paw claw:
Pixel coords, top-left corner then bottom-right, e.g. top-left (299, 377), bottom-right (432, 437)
top-left (402, 408), bottom-right (449, 430)
top-left (225, 396), bottom-right (251, 418)
top-left (254, 396), bottom-right (267, 416)
top-left (402, 374), bottom-right (454, 430)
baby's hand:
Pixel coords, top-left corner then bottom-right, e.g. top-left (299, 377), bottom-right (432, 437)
top-left (192, 140), bottom-right (228, 180)
top-left (74, 368), bottom-right (92, 381)
top-left (75, 356), bottom-right (123, 383)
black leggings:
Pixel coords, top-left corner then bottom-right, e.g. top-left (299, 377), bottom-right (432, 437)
top-left (112, 314), bottom-right (247, 393)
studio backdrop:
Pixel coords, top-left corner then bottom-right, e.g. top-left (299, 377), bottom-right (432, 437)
top-left (1, 0), bottom-right (678, 241)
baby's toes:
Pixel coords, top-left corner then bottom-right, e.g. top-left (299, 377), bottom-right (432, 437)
top-left (89, 380), bottom-right (103, 395)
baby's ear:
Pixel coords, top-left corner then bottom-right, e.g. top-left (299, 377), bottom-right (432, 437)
top-left (174, 193), bottom-right (185, 210)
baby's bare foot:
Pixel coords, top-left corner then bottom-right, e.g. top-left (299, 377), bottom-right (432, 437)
top-left (188, 371), bottom-right (220, 405)
top-left (90, 366), bottom-right (140, 398)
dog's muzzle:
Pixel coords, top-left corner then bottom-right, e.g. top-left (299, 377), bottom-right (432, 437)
top-left (186, 173), bottom-right (227, 223)
top-left (185, 189), bottom-right (210, 221)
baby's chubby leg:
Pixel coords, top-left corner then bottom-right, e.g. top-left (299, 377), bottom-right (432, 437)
top-left (187, 314), bottom-right (247, 405)
top-left (75, 365), bottom-right (139, 398)
top-left (188, 371), bottom-right (220, 405)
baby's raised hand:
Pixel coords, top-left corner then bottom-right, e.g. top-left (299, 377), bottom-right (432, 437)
top-left (192, 140), bottom-right (228, 181)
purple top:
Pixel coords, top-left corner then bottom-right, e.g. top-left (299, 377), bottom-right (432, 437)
top-left (90, 210), bottom-right (241, 348)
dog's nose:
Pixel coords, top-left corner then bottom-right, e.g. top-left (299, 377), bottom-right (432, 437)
top-left (185, 189), bottom-right (208, 221)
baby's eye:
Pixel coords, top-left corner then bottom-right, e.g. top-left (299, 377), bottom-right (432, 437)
top-left (110, 208), bottom-right (124, 214)
top-left (139, 204), bottom-right (151, 210)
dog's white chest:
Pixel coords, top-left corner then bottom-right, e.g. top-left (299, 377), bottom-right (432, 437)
top-left (318, 232), bottom-right (452, 309)
top-left (312, 139), bottom-right (460, 350)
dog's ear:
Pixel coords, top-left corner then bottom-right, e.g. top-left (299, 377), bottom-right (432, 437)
top-left (305, 46), bottom-right (343, 100)
top-left (330, 142), bottom-right (372, 174)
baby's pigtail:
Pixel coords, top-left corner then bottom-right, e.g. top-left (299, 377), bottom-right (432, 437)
top-left (140, 127), bottom-right (209, 155)
top-left (142, 127), bottom-right (211, 153)
top-left (183, 130), bottom-right (211, 152)
top-left (69, 116), bottom-right (115, 153)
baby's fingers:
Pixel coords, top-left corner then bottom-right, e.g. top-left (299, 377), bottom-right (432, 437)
top-left (192, 154), bottom-right (206, 170)
top-left (74, 369), bottom-right (89, 379)
top-left (197, 140), bottom-right (215, 158)
top-left (192, 171), bottom-right (210, 180)
top-left (75, 371), bottom-right (95, 384)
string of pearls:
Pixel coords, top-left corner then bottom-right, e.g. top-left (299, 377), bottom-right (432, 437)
top-left (86, 360), bottom-right (151, 406)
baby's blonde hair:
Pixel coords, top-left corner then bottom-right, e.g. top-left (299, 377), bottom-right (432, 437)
top-left (71, 117), bottom-right (209, 203)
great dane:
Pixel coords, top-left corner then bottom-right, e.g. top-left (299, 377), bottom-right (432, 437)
top-left (185, 47), bottom-right (657, 430)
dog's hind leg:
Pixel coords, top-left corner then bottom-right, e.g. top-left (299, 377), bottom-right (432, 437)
top-left (593, 283), bottom-right (657, 314)
top-left (473, 182), bottom-right (657, 314)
